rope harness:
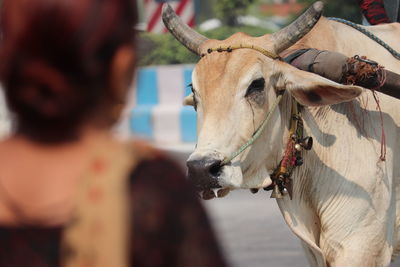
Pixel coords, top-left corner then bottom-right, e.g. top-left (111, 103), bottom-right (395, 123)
top-left (205, 45), bottom-right (283, 167)
top-left (201, 44), bottom-right (281, 60)
top-left (328, 17), bottom-right (400, 60)
top-left (201, 19), bottom-right (400, 199)
top-left (204, 45), bottom-right (312, 199)
top-left (220, 94), bottom-right (283, 165)
top-left (329, 17), bottom-right (400, 161)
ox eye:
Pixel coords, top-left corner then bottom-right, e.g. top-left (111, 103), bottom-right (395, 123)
top-left (245, 78), bottom-right (265, 97)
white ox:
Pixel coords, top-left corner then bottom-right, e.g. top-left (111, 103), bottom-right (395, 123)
top-left (163, 2), bottom-right (400, 266)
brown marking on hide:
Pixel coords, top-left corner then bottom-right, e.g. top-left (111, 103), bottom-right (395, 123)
top-left (292, 84), bottom-right (361, 107)
top-left (305, 91), bottom-right (322, 103)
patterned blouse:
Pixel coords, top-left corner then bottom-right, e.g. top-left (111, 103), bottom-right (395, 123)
top-left (0, 156), bottom-right (227, 267)
top-left (360, 0), bottom-right (391, 24)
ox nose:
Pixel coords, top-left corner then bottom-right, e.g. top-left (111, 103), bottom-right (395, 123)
top-left (186, 158), bottom-right (223, 190)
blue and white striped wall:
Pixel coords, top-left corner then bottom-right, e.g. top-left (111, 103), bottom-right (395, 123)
top-left (0, 89), bottom-right (11, 140)
top-left (0, 65), bottom-right (198, 144)
top-left (127, 64), bottom-right (197, 144)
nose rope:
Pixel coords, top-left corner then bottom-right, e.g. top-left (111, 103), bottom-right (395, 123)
top-left (203, 44), bottom-right (310, 199)
top-left (221, 93), bottom-right (283, 165)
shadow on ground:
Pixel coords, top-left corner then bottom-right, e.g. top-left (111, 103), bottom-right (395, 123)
top-left (164, 146), bottom-right (400, 267)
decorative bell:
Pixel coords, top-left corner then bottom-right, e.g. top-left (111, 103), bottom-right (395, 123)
top-left (270, 184), bottom-right (283, 199)
top-left (300, 136), bottom-right (313, 150)
top-left (295, 144), bottom-right (302, 151)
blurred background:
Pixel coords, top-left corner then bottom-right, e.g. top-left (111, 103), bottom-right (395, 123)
top-left (0, 0), bottom-right (363, 143)
top-left (2, 0), bottom-right (400, 266)
top-left (128, 0), bottom-right (363, 154)
top-left (137, 0), bottom-right (361, 67)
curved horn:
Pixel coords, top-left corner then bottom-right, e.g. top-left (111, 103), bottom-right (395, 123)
top-left (271, 1), bottom-right (324, 54)
top-left (162, 4), bottom-right (208, 55)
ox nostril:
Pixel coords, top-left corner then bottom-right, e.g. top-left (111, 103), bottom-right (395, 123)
top-left (186, 157), bottom-right (222, 189)
top-left (209, 160), bottom-right (222, 177)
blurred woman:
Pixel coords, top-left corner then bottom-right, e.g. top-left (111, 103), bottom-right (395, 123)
top-left (0, 0), bottom-right (227, 267)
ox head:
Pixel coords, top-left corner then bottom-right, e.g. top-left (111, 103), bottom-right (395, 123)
top-left (163, 2), bottom-right (362, 199)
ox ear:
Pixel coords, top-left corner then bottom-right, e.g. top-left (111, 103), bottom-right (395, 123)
top-left (277, 63), bottom-right (363, 106)
top-left (183, 93), bottom-right (195, 106)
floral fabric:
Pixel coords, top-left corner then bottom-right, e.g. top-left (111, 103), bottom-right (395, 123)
top-left (360, 0), bottom-right (391, 24)
top-left (0, 155), bottom-right (227, 267)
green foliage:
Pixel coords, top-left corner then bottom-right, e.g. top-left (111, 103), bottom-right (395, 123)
top-left (137, 33), bottom-right (199, 66)
top-left (203, 25), bottom-right (272, 39)
top-left (298, 0), bottom-right (361, 23)
top-left (213, 0), bottom-right (257, 26)
top-left (138, 25), bottom-right (272, 66)
top-left (137, 0), bottom-right (363, 66)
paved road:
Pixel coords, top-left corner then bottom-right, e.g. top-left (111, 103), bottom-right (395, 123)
top-left (204, 190), bottom-right (308, 267)
top-left (204, 191), bottom-right (400, 267)
top-left (163, 146), bottom-right (400, 267)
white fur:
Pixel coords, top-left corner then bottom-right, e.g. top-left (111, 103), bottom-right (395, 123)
top-left (188, 20), bottom-right (400, 266)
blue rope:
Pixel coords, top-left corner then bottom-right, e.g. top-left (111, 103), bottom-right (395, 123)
top-left (328, 17), bottom-right (400, 60)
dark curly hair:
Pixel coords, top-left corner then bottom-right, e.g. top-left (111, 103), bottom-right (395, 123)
top-left (0, 0), bottom-right (137, 143)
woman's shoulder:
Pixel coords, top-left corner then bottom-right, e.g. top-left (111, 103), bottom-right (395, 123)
top-left (127, 140), bottom-right (188, 187)
top-left (128, 140), bottom-right (180, 167)
top-left (126, 141), bottom-right (200, 213)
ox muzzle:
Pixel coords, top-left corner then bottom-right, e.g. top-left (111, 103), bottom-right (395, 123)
top-left (187, 156), bottom-right (223, 190)
top-left (186, 150), bottom-right (238, 199)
